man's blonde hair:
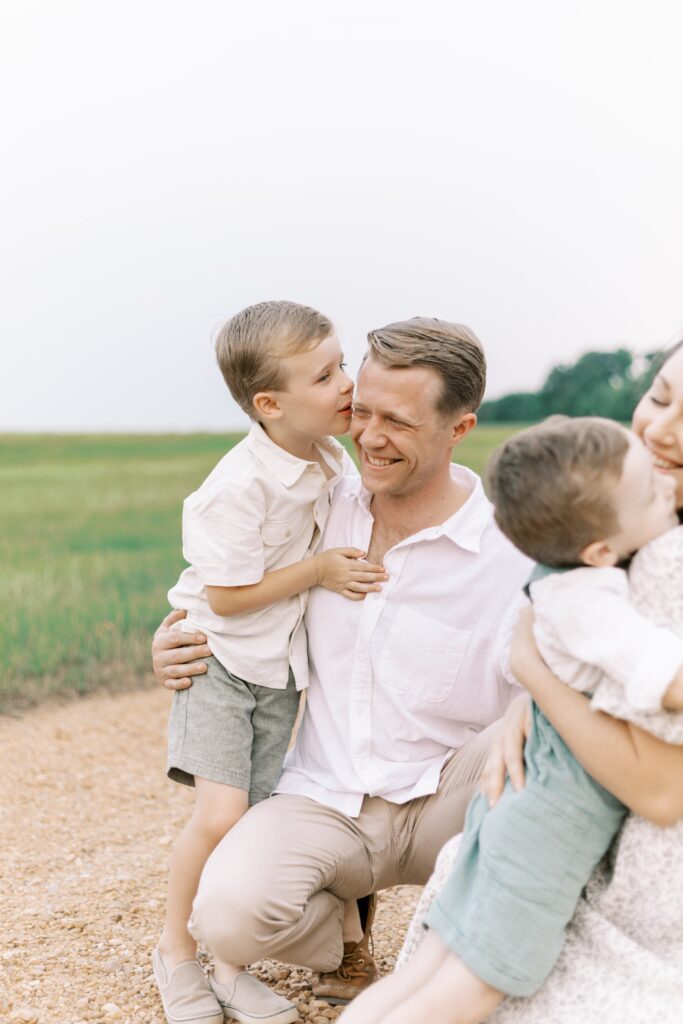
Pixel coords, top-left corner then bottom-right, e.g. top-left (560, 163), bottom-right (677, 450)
top-left (488, 416), bottom-right (630, 567)
top-left (366, 317), bottom-right (486, 416)
top-left (215, 301), bottom-right (334, 418)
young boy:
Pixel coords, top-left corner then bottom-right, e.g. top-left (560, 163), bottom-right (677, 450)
top-left (339, 415), bottom-right (683, 1024)
top-left (153, 301), bottom-right (387, 1024)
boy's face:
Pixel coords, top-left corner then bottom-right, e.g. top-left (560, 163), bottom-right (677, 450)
top-left (606, 432), bottom-right (678, 560)
top-left (269, 331), bottom-right (354, 437)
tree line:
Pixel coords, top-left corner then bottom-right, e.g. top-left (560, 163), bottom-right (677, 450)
top-left (479, 348), bottom-right (659, 423)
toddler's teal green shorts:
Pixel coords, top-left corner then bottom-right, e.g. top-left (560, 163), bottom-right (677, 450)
top-left (425, 706), bottom-right (627, 997)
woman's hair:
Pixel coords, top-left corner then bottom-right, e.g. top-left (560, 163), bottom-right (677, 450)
top-left (655, 337), bottom-right (683, 374)
top-left (488, 415), bottom-right (630, 567)
top-left (639, 336), bottom-right (683, 396)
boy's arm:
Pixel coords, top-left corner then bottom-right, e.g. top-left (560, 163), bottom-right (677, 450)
top-left (206, 548), bottom-right (388, 616)
top-left (506, 608), bottom-right (683, 825)
top-left (532, 567), bottom-right (683, 712)
top-left (184, 480), bottom-right (383, 615)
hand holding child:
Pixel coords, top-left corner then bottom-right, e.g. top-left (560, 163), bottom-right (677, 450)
top-left (315, 548), bottom-right (388, 601)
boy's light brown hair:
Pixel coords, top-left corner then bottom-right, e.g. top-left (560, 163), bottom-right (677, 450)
top-left (215, 301), bottom-right (334, 419)
top-left (488, 416), bottom-right (630, 567)
top-left (366, 317), bottom-right (486, 416)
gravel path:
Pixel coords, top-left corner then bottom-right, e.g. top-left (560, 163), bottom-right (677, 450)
top-left (1, 687), bottom-right (420, 1024)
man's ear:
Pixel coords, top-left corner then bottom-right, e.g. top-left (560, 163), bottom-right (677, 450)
top-left (580, 539), bottom-right (618, 567)
top-left (252, 391), bottom-right (283, 422)
top-left (451, 412), bottom-right (477, 446)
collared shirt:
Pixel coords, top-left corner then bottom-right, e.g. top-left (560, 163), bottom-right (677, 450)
top-left (531, 564), bottom-right (683, 712)
top-left (275, 465), bottom-right (533, 815)
top-left (168, 423), bottom-right (353, 690)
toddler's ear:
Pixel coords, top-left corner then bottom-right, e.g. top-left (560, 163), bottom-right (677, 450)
top-left (580, 539), bottom-right (618, 568)
top-left (252, 391), bottom-right (283, 421)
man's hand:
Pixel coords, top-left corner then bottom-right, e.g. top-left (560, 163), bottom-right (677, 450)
top-left (314, 548), bottom-right (388, 601)
top-left (479, 692), bottom-right (532, 807)
top-left (151, 609), bottom-right (212, 690)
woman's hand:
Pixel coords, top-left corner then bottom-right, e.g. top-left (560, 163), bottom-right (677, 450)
top-left (151, 609), bottom-right (212, 690)
top-left (479, 692), bottom-right (532, 807)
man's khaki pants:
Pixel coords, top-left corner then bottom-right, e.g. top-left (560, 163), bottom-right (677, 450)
top-left (190, 722), bottom-right (499, 972)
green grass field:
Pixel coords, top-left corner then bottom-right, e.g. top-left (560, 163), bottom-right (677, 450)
top-left (0, 426), bottom-right (519, 713)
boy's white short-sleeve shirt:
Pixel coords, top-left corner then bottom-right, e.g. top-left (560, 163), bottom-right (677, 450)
top-left (530, 563), bottom-right (683, 712)
top-left (168, 423), bottom-right (354, 690)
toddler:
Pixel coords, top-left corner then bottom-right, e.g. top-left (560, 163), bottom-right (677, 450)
top-left (154, 301), bottom-right (387, 1024)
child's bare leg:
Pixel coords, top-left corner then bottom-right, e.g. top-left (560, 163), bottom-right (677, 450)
top-left (158, 777), bottom-right (248, 969)
top-left (338, 928), bottom-right (450, 1023)
top-left (382, 941), bottom-right (503, 1024)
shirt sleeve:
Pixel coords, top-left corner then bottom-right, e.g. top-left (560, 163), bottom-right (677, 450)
top-left (181, 481), bottom-right (267, 587)
top-left (531, 567), bottom-right (683, 712)
top-left (494, 590), bottom-right (529, 692)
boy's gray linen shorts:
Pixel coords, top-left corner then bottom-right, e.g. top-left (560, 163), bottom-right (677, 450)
top-left (167, 655), bottom-right (300, 805)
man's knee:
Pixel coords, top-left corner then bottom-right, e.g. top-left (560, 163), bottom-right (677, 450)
top-left (189, 830), bottom-right (305, 964)
top-left (190, 847), bottom-right (261, 956)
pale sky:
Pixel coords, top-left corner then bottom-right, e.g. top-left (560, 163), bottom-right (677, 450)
top-left (2, 0), bottom-right (683, 431)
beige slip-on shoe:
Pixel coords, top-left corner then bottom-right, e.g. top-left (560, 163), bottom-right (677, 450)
top-left (208, 971), bottom-right (299, 1024)
top-left (152, 947), bottom-right (224, 1024)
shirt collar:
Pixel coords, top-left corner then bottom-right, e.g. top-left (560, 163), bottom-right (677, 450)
top-left (437, 467), bottom-right (492, 553)
top-left (344, 464), bottom-right (492, 553)
top-left (246, 422), bottom-right (345, 488)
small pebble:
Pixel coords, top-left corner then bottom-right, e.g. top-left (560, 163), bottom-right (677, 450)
top-left (10, 1010), bottom-right (40, 1024)
top-left (102, 1003), bottom-right (123, 1019)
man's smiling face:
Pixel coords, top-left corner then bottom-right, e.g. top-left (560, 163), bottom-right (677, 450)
top-left (350, 355), bottom-right (462, 498)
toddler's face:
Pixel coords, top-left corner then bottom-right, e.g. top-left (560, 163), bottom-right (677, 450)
top-left (273, 331), bottom-right (354, 437)
top-left (608, 432), bottom-right (678, 559)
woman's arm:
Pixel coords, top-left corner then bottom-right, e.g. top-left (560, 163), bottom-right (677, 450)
top-left (507, 607), bottom-right (683, 827)
top-left (663, 669), bottom-right (683, 709)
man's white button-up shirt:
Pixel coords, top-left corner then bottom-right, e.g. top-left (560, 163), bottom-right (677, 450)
top-left (275, 464), bottom-right (533, 816)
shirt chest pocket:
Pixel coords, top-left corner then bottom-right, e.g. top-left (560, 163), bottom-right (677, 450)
top-left (377, 605), bottom-right (472, 705)
top-left (261, 515), bottom-right (307, 547)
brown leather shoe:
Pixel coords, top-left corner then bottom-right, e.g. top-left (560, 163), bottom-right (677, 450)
top-left (312, 895), bottom-right (379, 1005)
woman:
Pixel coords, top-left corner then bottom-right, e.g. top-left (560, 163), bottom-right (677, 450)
top-left (342, 341), bottom-right (683, 1024)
